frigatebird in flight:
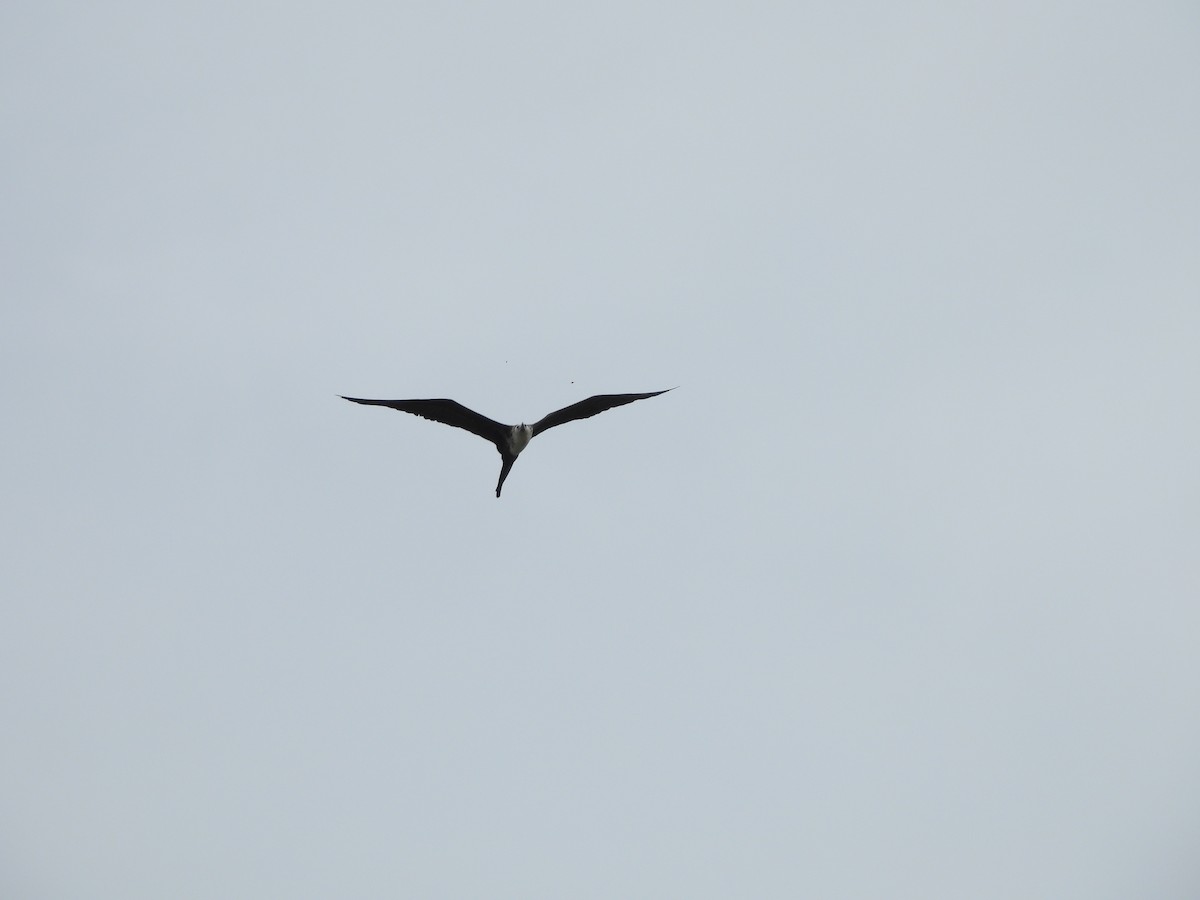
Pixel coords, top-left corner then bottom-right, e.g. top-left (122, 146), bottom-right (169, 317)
top-left (341, 389), bottom-right (672, 497)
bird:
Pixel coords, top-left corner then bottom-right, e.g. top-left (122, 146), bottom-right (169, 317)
top-left (341, 389), bottom-right (673, 497)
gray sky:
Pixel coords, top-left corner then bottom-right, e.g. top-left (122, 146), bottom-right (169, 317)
top-left (3, 2), bottom-right (1199, 897)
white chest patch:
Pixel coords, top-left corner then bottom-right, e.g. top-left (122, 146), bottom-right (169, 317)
top-left (506, 424), bottom-right (534, 456)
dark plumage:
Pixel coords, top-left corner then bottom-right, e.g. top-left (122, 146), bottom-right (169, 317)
top-left (341, 389), bottom-right (672, 497)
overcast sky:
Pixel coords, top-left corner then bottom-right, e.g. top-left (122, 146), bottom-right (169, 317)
top-left (3, 2), bottom-right (1199, 897)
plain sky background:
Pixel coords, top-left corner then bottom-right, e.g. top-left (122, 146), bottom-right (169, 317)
top-left (3, 2), bottom-right (1199, 897)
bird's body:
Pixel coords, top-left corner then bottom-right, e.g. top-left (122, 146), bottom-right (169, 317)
top-left (341, 389), bottom-right (672, 497)
top-left (505, 423), bottom-right (534, 457)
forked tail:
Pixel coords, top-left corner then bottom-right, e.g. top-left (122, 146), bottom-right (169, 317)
top-left (495, 454), bottom-right (517, 498)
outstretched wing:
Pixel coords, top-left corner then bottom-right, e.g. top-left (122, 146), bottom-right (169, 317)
top-left (531, 389), bottom-right (672, 437)
top-left (341, 397), bottom-right (509, 447)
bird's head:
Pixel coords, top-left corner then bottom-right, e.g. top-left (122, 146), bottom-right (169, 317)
top-left (508, 423), bottom-right (534, 455)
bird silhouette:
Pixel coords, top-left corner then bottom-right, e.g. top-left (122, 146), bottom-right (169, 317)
top-left (341, 389), bottom-right (672, 497)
